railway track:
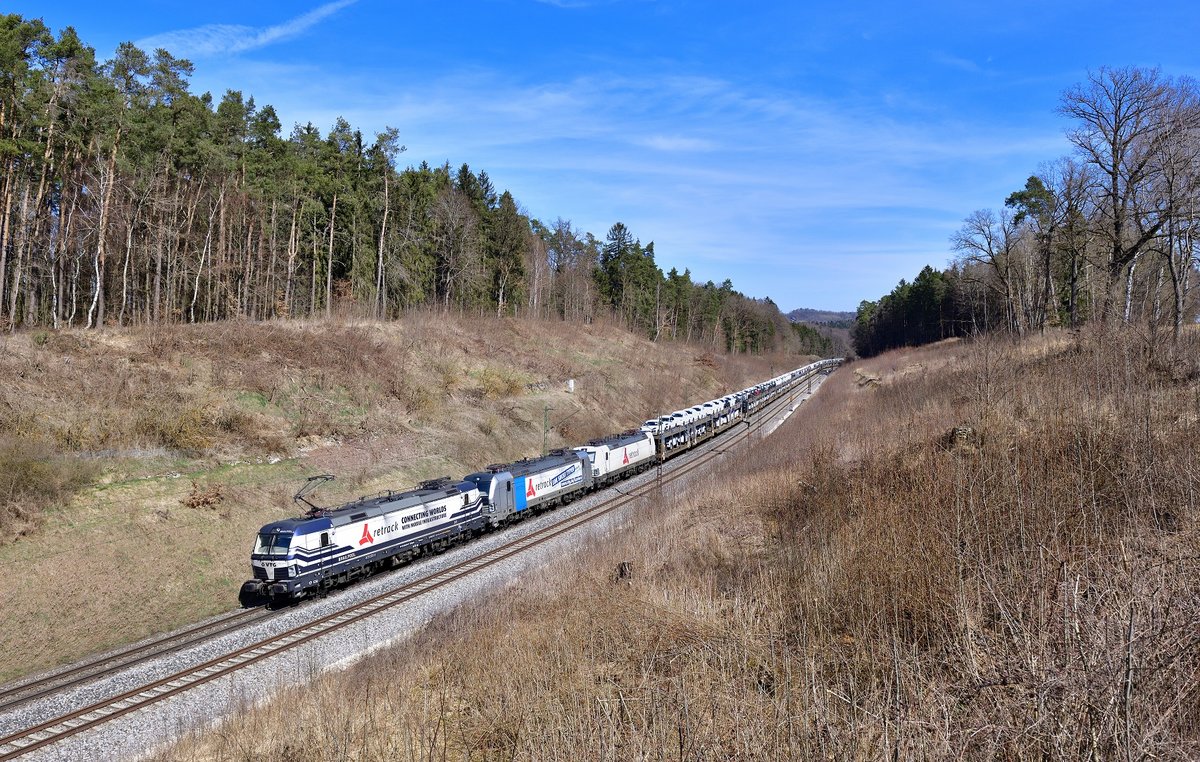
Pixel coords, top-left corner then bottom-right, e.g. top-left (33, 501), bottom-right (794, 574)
top-left (0, 368), bottom-right (832, 760)
top-left (0, 608), bottom-right (275, 716)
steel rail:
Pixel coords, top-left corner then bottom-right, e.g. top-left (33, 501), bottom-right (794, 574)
top-left (0, 608), bottom-right (275, 715)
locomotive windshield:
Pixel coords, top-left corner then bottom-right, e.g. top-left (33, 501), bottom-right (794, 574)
top-left (254, 532), bottom-right (292, 557)
top-left (463, 474), bottom-right (492, 492)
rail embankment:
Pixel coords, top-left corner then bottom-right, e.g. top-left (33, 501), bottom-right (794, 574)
top-left (159, 327), bottom-right (1200, 760)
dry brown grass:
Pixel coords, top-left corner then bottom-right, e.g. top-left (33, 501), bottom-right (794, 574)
top-left (0, 312), bottom-right (806, 683)
top-left (156, 326), bottom-right (1200, 761)
top-left (758, 327), bottom-right (1200, 759)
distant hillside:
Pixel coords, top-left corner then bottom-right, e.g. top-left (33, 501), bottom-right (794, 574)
top-left (787, 308), bottom-right (855, 356)
top-left (787, 308), bottom-right (855, 327)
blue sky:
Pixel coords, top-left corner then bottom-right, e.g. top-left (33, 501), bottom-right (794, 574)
top-left (10, 1), bottom-right (1200, 311)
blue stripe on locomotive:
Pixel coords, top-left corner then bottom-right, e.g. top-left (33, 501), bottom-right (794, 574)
top-left (514, 476), bottom-right (528, 511)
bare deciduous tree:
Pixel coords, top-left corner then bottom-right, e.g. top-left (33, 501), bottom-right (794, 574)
top-left (1060, 66), bottom-right (1178, 321)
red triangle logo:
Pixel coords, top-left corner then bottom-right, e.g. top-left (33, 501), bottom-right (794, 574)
top-left (359, 524), bottom-right (374, 545)
top-left (526, 478), bottom-right (536, 498)
top-left (622, 448), bottom-right (630, 464)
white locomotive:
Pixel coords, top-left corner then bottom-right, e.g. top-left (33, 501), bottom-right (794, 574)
top-left (240, 476), bottom-right (486, 603)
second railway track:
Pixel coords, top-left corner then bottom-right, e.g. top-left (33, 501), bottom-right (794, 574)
top-left (0, 608), bottom-right (275, 716)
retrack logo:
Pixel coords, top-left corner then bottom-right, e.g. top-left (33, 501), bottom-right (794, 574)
top-left (359, 524), bottom-right (374, 545)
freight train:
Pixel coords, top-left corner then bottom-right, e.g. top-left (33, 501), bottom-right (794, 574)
top-left (239, 358), bottom-right (841, 606)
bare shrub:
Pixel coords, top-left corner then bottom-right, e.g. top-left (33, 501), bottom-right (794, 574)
top-left (133, 405), bottom-right (211, 453)
top-left (210, 404), bottom-right (256, 436)
top-left (0, 437), bottom-right (97, 541)
top-left (180, 480), bottom-right (225, 512)
top-left (764, 329), bottom-right (1200, 759)
top-left (474, 367), bottom-right (529, 400)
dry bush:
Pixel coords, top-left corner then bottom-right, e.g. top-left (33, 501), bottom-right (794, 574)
top-left (133, 404), bottom-right (212, 453)
top-left (472, 367), bottom-right (530, 400)
top-left (0, 437), bottom-right (98, 541)
top-left (763, 329), bottom-right (1200, 759)
top-left (181, 480), bottom-right (226, 512)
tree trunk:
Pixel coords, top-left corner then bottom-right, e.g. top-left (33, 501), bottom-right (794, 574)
top-left (285, 198), bottom-right (299, 317)
top-left (119, 217), bottom-right (134, 326)
top-left (376, 175), bottom-right (389, 317)
top-left (7, 184), bottom-right (32, 329)
top-left (191, 190), bottom-right (221, 323)
top-left (88, 140), bottom-right (120, 329)
top-left (311, 215), bottom-right (319, 316)
top-left (1123, 255), bottom-right (1139, 323)
top-left (0, 162), bottom-right (16, 323)
top-left (326, 192), bottom-right (337, 318)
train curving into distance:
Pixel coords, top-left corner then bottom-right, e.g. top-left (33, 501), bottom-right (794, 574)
top-left (239, 358), bottom-right (842, 607)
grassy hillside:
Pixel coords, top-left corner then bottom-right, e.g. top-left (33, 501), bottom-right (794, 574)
top-left (158, 327), bottom-right (1200, 760)
top-left (0, 314), bottom-right (806, 683)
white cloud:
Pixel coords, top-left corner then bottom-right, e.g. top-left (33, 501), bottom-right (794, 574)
top-left (930, 51), bottom-right (985, 74)
top-left (632, 135), bottom-right (719, 152)
top-left (532, 0), bottom-right (626, 7)
top-left (136, 0), bottom-right (357, 58)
